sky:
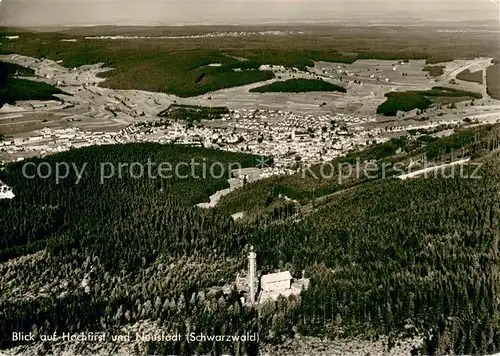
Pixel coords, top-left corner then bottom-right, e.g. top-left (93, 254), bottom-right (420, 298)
top-left (1, 0), bottom-right (499, 27)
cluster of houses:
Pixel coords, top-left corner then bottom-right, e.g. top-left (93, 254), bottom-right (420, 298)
top-left (0, 128), bottom-right (117, 163)
top-left (126, 110), bottom-right (383, 168)
top-left (85, 30), bottom-right (304, 41)
top-left (1, 109), bottom-right (470, 170)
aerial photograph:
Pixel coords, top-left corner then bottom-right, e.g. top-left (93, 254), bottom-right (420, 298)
top-left (0, 0), bottom-right (499, 355)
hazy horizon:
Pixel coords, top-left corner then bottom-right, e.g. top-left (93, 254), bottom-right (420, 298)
top-left (1, 0), bottom-right (499, 27)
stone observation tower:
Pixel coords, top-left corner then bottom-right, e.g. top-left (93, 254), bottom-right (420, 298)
top-left (248, 246), bottom-right (257, 304)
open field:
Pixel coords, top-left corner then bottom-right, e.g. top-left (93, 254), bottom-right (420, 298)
top-left (310, 58), bottom-right (495, 117)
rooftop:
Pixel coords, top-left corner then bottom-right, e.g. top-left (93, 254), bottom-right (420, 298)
top-left (261, 271), bottom-right (292, 285)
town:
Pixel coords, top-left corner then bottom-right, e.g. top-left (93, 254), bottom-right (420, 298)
top-left (0, 107), bottom-right (481, 170)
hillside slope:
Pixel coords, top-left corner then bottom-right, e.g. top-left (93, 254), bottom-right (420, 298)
top-left (0, 130), bottom-right (499, 355)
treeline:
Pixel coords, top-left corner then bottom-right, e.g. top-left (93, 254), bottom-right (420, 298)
top-left (423, 65), bottom-right (445, 77)
top-left (377, 87), bottom-right (482, 116)
top-left (0, 60), bottom-right (35, 77)
top-left (423, 87), bottom-right (482, 99)
top-left (377, 92), bottom-right (432, 116)
top-left (456, 69), bottom-right (483, 84)
top-left (0, 60), bottom-right (68, 108)
top-left (158, 104), bottom-right (230, 123)
top-left (487, 63), bottom-right (500, 100)
top-left (250, 79), bottom-right (346, 94)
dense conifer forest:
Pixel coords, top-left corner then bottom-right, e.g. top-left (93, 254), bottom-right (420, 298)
top-left (456, 69), bottom-right (484, 84)
top-left (249, 79), bottom-right (347, 93)
top-left (377, 87), bottom-right (482, 116)
top-left (487, 63), bottom-right (500, 100)
top-left (157, 104), bottom-right (230, 123)
top-left (0, 128), bottom-right (499, 355)
top-left (0, 61), bottom-right (68, 108)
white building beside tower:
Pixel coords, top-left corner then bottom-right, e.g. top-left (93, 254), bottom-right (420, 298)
top-left (261, 271), bottom-right (293, 292)
top-left (0, 181), bottom-right (14, 200)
